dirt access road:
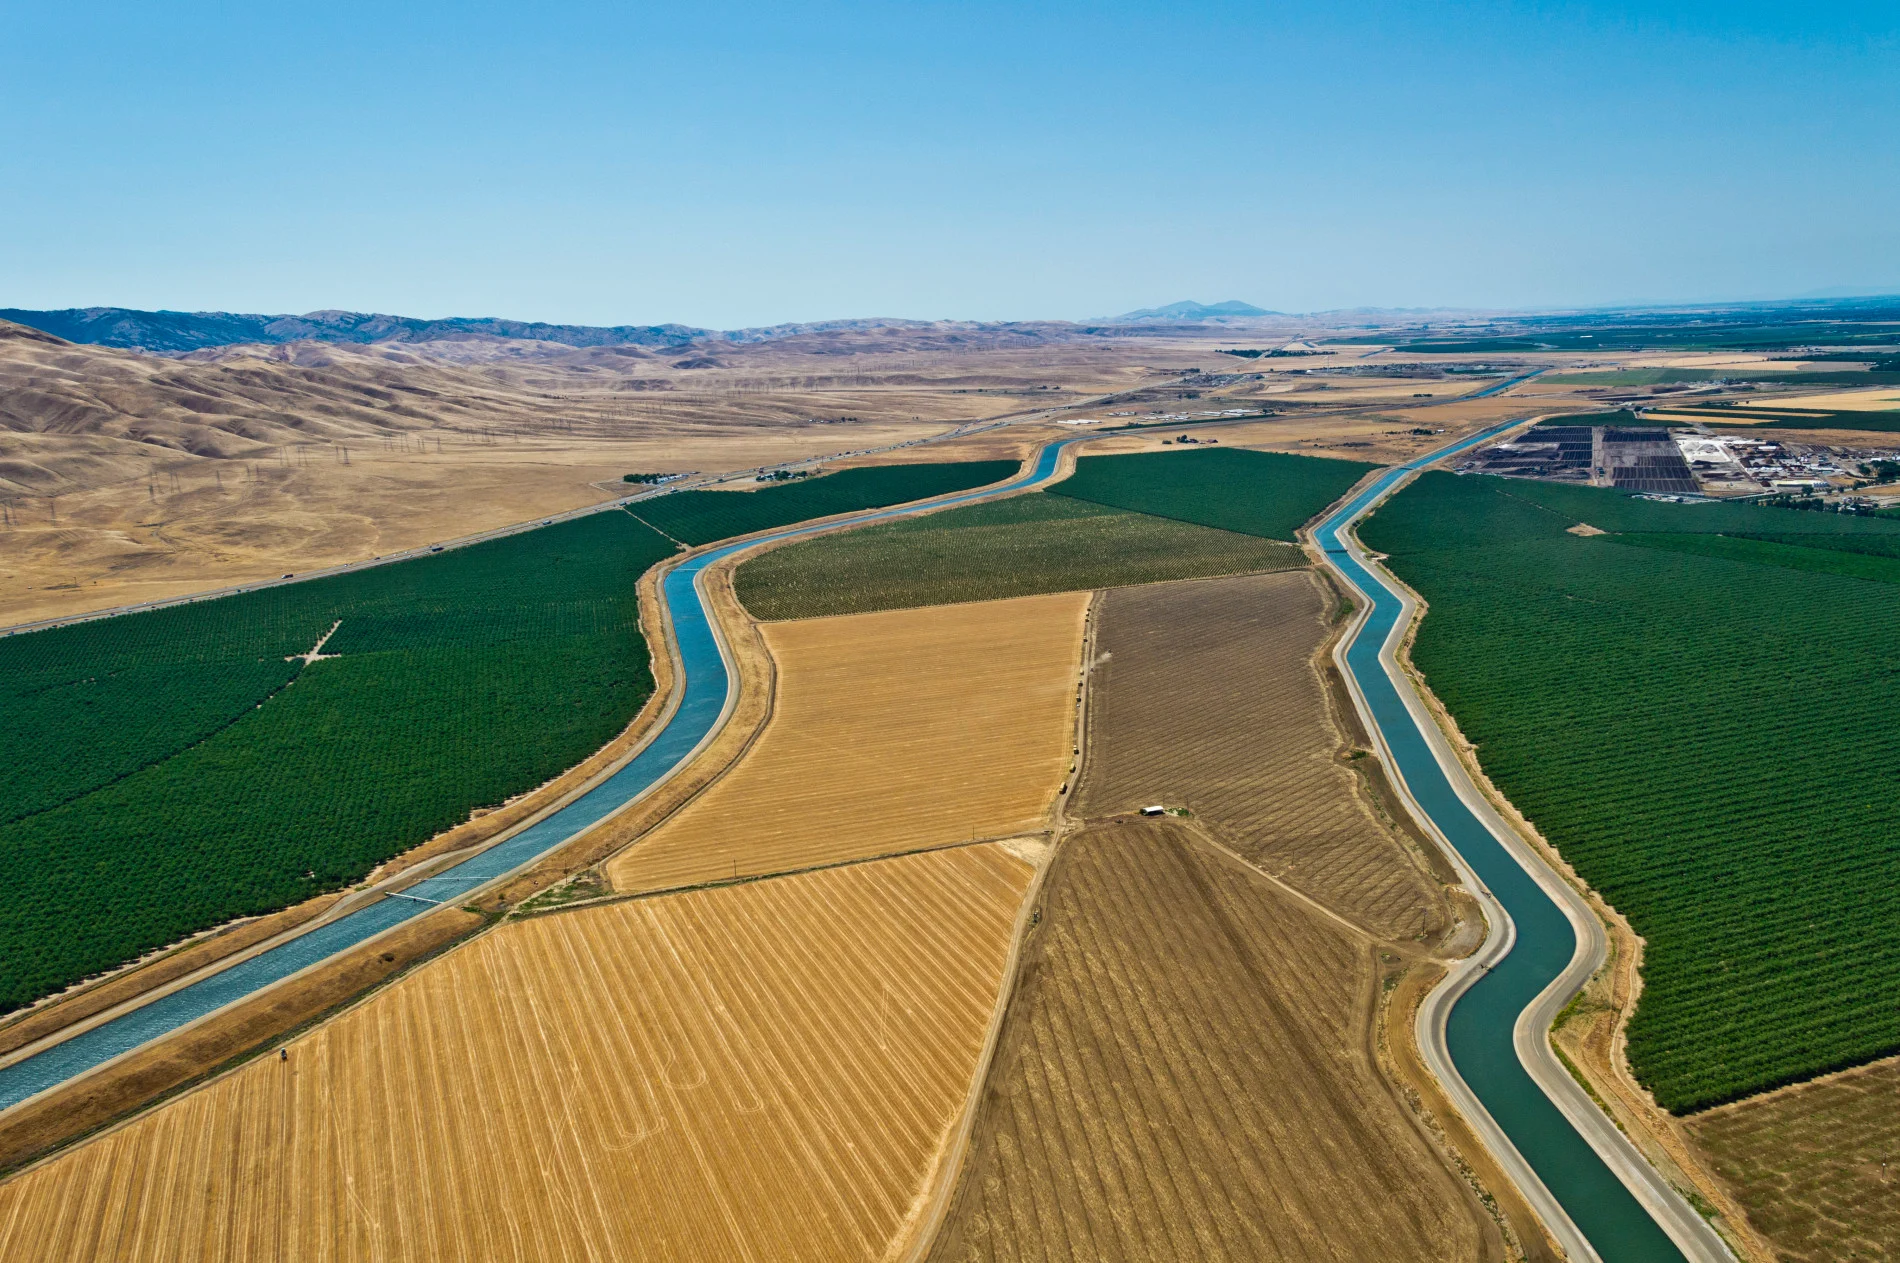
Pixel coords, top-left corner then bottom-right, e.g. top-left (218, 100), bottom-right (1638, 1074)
top-left (1315, 423), bottom-right (1734, 1263)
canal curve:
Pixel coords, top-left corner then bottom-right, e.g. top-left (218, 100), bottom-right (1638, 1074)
top-left (0, 443), bottom-right (1071, 1114)
top-left (1315, 425), bottom-right (1729, 1262)
top-left (3, 422), bottom-right (1728, 1263)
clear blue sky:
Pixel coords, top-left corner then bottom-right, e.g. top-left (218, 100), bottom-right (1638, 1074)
top-left (2, 1), bottom-right (1895, 327)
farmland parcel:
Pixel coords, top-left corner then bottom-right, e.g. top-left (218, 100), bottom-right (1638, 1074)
top-left (1686, 1058), bottom-right (1900, 1263)
top-left (0, 512), bottom-right (673, 1011)
top-left (929, 821), bottom-right (1494, 1263)
top-left (606, 591), bottom-right (1086, 894)
top-left (1357, 473), bottom-right (1900, 1112)
top-left (735, 447), bottom-right (1378, 621)
top-left (930, 573), bottom-right (1511, 1263)
top-left (1049, 446), bottom-right (1376, 539)
top-left (630, 459), bottom-right (1018, 545)
top-left (733, 492), bottom-right (1304, 620)
top-left (0, 844), bottom-right (1035, 1262)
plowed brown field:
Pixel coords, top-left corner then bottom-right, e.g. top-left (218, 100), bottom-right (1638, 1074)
top-left (1074, 570), bottom-right (1448, 941)
top-left (927, 570), bottom-right (1515, 1263)
top-left (607, 591), bottom-right (1087, 894)
top-left (927, 820), bottom-right (1493, 1262)
top-left (1686, 1055), bottom-right (1900, 1263)
top-left (0, 843), bottom-right (1035, 1263)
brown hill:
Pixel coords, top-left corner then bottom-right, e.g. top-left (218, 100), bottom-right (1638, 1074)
top-left (0, 318), bottom-right (1234, 625)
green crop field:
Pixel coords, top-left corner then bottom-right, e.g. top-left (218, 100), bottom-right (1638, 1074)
top-left (0, 511), bottom-right (674, 1011)
top-left (1049, 448), bottom-right (1376, 540)
top-left (1359, 473), bottom-right (1900, 1111)
top-left (1391, 338), bottom-right (1549, 353)
top-left (629, 460), bottom-right (1017, 546)
top-left (1610, 533), bottom-right (1900, 585)
top-left (734, 492), bottom-right (1304, 620)
top-left (1741, 411), bottom-right (1900, 432)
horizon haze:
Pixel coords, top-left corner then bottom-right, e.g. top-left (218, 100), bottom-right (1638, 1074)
top-left (3, 1), bottom-right (1896, 327)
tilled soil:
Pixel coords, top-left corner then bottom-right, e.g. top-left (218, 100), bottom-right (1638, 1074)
top-left (1687, 1055), bottom-right (1900, 1263)
top-left (927, 570), bottom-right (1506, 1262)
top-left (1074, 569), bottom-right (1448, 942)
top-left (927, 820), bottom-right (1493, 1262)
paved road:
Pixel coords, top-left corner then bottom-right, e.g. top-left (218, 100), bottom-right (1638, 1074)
top-left (2, 364), bottom-right (1533, 639)
top-left (1314, 428), bottom-right (1734, 1263)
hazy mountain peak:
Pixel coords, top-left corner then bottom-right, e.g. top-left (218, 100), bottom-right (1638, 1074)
top-left (1110, 300), bottom-right (1278, 322)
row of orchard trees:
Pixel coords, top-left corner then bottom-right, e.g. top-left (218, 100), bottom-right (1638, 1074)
top-left (0, 512), bottom-right (676, 1011)
top-left (1361, 471), bottom-right (1900, 1111)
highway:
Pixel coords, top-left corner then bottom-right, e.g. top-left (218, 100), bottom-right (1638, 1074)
top-left (1314, 428), bottom-right (1734, 1263)
top-left (1, 362), bottom-right (1528, 640)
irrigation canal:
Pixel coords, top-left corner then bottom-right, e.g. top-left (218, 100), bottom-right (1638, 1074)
top-left (0, 443), bottom-right (1071, 1114)
top-left (3, 420), bottom-right (1717, 1263)
top-left (1316, 425), bottom-right (1721, 1262)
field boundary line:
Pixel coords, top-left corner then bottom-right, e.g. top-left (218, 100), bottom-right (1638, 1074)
top-left (1319, 420), bottom-right (1736, 1263)
top-left (1176, 819), bottom-right (1393, 946)
top-left (525, 832), bottom-right (1054, 918)
top-left (0, 441), bottom-right (1076, 1130)
top-left (891, 584), bottom-right (1096, 1263)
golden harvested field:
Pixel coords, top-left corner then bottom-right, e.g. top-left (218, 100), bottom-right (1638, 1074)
top-left (926, 819), bottom-right (1499, 1263)
top-left (607, 591), bottom-right (1086, 894)
top-left (1075, 571), bottom-right (1450, 941)
top-left (927, 571), bottom-right (1514, 1263)
top-left (1742, 387), bottom-right (1900, 412)
top-left (1686, 1055), bottom-right (1900, 1263)
top-left (1071, 394), bottom-right (1543, 466)
top-left (0, 843), bottom-right (1036, 1263)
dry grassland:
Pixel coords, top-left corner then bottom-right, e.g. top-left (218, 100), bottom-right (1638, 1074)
top-left (0, 427), bottom-right (957, 627)
top-left (1072, 395), bottom-right (1542, 466)
top-left (0, 843), bottom-right (1036, 1262)
top-left (927, 819), bottom-right (1499, 1263)
top-left (1685, 1056), bottom-right (1900, 1263)
top-left (1741, 387), bottom-right (1900, 412)
top-left (0, 320), bottom-right (1244, 625)
top-left (2, 312), bottom-right (1572, 625)
top-left (607, 592), bottom-right (1086, 894)
top-left (1076, 571), bottom-right (1449, 940)
top-left (828, 424), bottom-right (1069, 468)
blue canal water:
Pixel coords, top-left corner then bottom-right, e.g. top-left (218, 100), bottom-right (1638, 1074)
top-left (2, 422), bottom-right (1691, 1263)
top-left (1313, 424), bottom-right (1687, 1263)
top-left (0, 443), bottom-right (1068, 1112)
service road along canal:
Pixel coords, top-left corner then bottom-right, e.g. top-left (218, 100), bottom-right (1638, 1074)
top-left (1, 421), bottom-right (1735, 1263)
top-left (1316, 423), bottom-right (1733, 1263)
top-left (0, 443), bottom-right (1074, 1115)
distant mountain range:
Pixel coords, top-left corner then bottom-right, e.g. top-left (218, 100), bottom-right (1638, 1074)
top-left (0, 301), bottom-right (1288, 354)
top-left (0, 307), bottom-right (717, 354)
top-left (1108, 300), bottom-right (1279, 322)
